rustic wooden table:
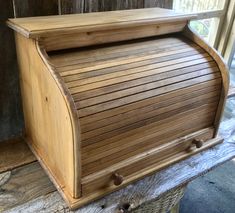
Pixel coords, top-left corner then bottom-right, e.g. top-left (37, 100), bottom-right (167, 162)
top-left (0, 114), bottom-right (235, 212)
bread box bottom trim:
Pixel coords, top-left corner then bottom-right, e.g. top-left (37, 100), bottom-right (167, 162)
top-left (25, 128), bottom-right (222, 210)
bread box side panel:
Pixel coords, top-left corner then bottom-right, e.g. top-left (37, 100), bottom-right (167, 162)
top-left (183, 25), bottom-right (230, 135)
top-left (14, 33), bottom-right (81, 199)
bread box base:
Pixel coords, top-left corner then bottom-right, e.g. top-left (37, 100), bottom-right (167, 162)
top-left (27, 132), bottom-right (223, 209)
top-left (7, 8), bottom-right (229, 209)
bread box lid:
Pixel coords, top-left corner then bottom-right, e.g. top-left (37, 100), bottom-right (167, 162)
top-left (7, 7), bottom-right (196, 38)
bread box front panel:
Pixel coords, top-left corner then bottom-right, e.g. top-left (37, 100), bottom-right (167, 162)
top-left (7, 8), bottom-right (229, 209)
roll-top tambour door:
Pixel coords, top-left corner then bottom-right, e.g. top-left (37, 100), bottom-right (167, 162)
top-left (48, 34), bottom-right (222, 177)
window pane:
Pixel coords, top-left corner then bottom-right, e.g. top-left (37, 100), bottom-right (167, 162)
top-left (189, 18), bottom-right (217, 42)
top-left (173, 0), bottom-right (224, 12)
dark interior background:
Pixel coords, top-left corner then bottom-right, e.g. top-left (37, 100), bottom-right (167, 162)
top-left (0, 0), bottom-right (173, 141)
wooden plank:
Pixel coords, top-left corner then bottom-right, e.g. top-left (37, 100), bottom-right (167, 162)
top-left (69, 56), bottom-right (213, 96)
top-left (60, 44), bottom-right (201, 77)
top-left (77, 73), bottom-right (221, 117)
top-left (62, 47), bottom-right (203, 86)
top-left (84, 0), bottom-right (145, 12)
top-left (68, 55), bottom-right (212, 93)
top-left (77, 67), bottom-right (219, 109)
top-left (82, 117), bottom-right (215, 176)
top-left (59, 0), bottom-right (84, 14)
top-left (12, 0), bottom-right (59, 18)
top-left (50, 37), bottom-right (188, 67)
top-left (80, 90), bottom-right (219, 139)
top-left (81, 82), bottom-right (221, 132)
top-left (82, 132), bottom-right (222, 196)
top-left (190, 9), bottom-right (225, 20)
top-left (144, 0), bottom-right (173, 9)
top-left (0, 0), bottom-right (24, 141)
top-left (0, 137), bottom-right (36, 173)
top-left (83, 128), bottom-right (215, 181)
top-left (49, 36), bottom-right (187, 65)
top-left (74, 62), bottom-right (217, 101)
top-left (14, 33), bottom-right (81, 198)
top-left (0, 162), bottom-right (55, 212)
top-left (2, 132), bottom-right (235, 211)
top-left (42, 21), bottom-right (187, 51)
top-left (7, 8), bottom-right (196, 38)
top-left (81, 103), bottom-right (217, 162)
top-left (59, 45), bottom-right (203, 75)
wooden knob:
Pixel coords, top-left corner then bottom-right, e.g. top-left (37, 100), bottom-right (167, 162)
top-left (112, 173), bottom-right (124, 186)
top-left (192, 139), bottom-right (203, 148)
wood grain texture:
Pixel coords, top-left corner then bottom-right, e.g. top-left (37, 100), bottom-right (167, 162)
top-left (183, 25), bottom-right (230, 136)
top-left (42, 21), bottom-right (187, 51)
top-left (144, 0), bottom-right (173, 9)
top-left (0, 162), bottom-right (55, 212)
top-left (8, 8), bottom-right (228, 209)
top-left (13, 0), bottom-right (59, 17)
top-left (0, 0), bottom-right (23, 141)
top-left (1, 119), bottom-right (235, 212)
top-left (7, 8), bottom-right (196, 38)
top-left (0, 137), bottom-right (36, 173)
top-left (84, 0), bottom-right (144, 12)
top-left (60, 0), bottom-right (84, 14)
top-left (14, 33), bottom-right (81, 198)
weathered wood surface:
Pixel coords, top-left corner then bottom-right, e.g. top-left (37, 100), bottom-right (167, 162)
top-left (12, 0), bottom-right (59, 17)
top-left (60, 0), bottom-right (84, 14)
top-left (1, 117), bottom-right (235, 212)
top-left (0, 137), bottom-right (36, 173)
top-left (0, 0), bottom-right (23, 141)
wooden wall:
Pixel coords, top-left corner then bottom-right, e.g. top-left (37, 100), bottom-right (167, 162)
top-left (0, 0), bottom-right (173, 141)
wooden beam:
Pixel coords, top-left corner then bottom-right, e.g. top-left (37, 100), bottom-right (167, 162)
top-left (190, 9), bottom-right (225, 20)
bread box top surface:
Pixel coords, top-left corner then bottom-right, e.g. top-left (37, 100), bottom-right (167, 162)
top-left (7, 7), bottom-right (196, 38)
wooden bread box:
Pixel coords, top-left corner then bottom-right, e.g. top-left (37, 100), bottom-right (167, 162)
top-left (7, 8), bottom-right (229, 209)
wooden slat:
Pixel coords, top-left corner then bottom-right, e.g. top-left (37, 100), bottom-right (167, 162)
top-left (63, 47), bottom-right (204, 85)
top-left (81, 105), bottom-right (217, 163)
top-left (51, 37), bottom-right (189, 68)
top-left (81, 82), bottom-right (221, 132)
top-left (70, 56), bottom-right (212, 95)
top-left (63, 48), bottom-right (204, 87)
top-left (77, 67), bottom-right (219, 109)
top-left (82, 102), bottom-right (217, 154)
top-left (78, 73), bottom-right (221, 117)
top-left (83, 127), bottom-right (215, 182)
top-left (82, 129), bottom-right (221, 196)
top-left (82, 118), bottom-right (214, 176)
top-left (61, 43), bottom-right (194, 72)
top-left (81, 90), bottom-right (219, 140)
top-left (0, 137), bottom-right (36, 173)
top-left (59, 45), bottom-right (204, 75)
top-left (49, 36), bottom-right (186, 65)
top-left (75, 62), bottom-right (217, 101)
top-left (80, 79), bottom-right (221, 125)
